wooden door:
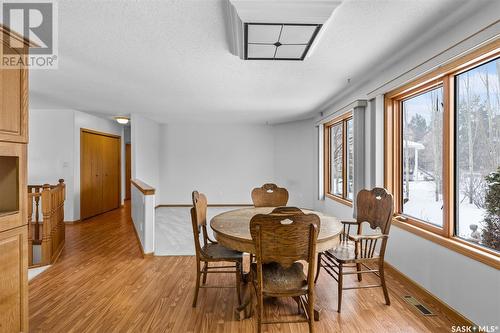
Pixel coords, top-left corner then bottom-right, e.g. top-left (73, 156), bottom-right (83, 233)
top-left (81, 130), bottom-right (120, 219)
top-left (125, 144), bottom-right (131, 200)
top-left (101, 135), bottom-right (120, 213)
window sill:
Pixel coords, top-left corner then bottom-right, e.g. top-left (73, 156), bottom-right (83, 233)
top-left (325, 193), bottom-right (353, 207)
top-left (392, 218), bottom-right (500, 269)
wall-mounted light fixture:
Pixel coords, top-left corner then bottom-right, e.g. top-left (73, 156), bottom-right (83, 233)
top-left (114, 116), bottom-right (129, 125)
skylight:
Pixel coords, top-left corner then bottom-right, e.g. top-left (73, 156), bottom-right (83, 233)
top-left (244, 23), bottom-right (322, 61)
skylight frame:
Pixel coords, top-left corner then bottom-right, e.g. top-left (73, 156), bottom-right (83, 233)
top-left (244, 22), bottom-right (322, 61)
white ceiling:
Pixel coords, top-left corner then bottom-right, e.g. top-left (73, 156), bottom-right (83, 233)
top-left (28, 0), bottom-right (481, 124)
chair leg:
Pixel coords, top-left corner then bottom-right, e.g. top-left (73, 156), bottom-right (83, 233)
top-left (202, 261), bottom-right (208, 285)
top-left (256, 286), bottom-right (263, 333)
top-left (192, 259), bottom-right (201, 307)
top-left (379, 261), bottom-right (390, 306)
top-left (314, 253), bottom-right (322, 284)
top-left (356, 263), bottom-right (362, 282)
top-left (337, 263), bottom-right (343, 313)
top-left (235, 261), bottom-right (242, 306)
top-left (307, 291), bottom-right (315, 333)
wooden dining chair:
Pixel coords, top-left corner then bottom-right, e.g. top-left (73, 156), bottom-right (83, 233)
top-left (250, 207), bottom-right (320, 333)
top-left (251, 183), bottom-right (289, 207)
top-left (190, 191), bottom-right (243, 307)
top-left (314, 188), bottom-right (394, 312)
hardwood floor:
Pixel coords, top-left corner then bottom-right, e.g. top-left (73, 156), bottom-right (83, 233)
top-left (30, 204), bottom-right (463, 332)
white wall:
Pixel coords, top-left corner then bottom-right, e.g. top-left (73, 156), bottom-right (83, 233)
top-left (28, 109), bottom-right (75, 220)
top-left (159, 123), bottom-right (275, 204)
top-left (273, 119), bottom-right (315, 209)
top-left (386, 227), bottom-right (499, 326)
top-left (131, 114), bottom-right (161, 198)
top-left (28, 109), bottom-right (125, 221)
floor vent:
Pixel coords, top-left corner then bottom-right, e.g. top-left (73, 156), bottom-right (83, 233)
top-left (403, 296), bottom-right (434, 316)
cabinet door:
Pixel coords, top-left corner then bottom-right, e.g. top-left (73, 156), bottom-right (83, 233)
top-left (101, 135), bottom-right (120, 213)
top-left (0, 41), bottom-right (28, 144)
top-left (0, 225), bottom-right (28, 333)
top-left (0, 143), bottom-right (27, 233)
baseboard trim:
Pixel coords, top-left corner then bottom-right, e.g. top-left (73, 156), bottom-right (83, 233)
top-left (156, 203), bottom-right (254, 209)
top-left (384, 261), bottom-right (475, 327)
top-left (64, 220), bottom-right (81, 224)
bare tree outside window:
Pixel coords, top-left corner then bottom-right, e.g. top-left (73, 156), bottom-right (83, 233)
top-left (402, 87), bottom-right (444, 226)
top-left (456, 57), bottom-right (500, 251)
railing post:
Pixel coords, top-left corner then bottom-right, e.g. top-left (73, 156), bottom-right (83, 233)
top-left (41, 184), bottom-right (52, 266)
top-left (58, 179), bottom-right (66, 260)
top-left (34, 188), bottom-right (41, 243)
top-left (27, 189), bottom-right (33, 266)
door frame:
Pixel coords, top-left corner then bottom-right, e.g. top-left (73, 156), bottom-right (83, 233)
top-left (125, 143), bottom-right (131, 200)
top-left (80, 128), bottom-right (122, 220)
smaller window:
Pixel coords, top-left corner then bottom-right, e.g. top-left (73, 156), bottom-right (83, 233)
top-left (324, 113), bottom-right (353, 205)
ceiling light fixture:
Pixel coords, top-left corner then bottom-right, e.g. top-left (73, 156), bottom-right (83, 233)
top-left (245, 23), bottom-right (322, 60)
top-left (226, 0), bottom-right (341, 61)
top-left (115, 116), bottom-right (129, 125)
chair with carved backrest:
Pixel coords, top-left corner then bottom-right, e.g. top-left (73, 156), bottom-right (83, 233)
top-left (190, 191), bottom-right (243, 307)
top-left (314, 187), bottom-right (394, 312)
top-left (250, 207), bottom-right (320, 333)
top-left (251, 183), bottom-right (289, 207)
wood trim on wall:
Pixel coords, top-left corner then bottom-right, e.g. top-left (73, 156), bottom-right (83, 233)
top-left (131, 179), bottom-right (155, 195)
top-left (383, 261), bottom-right (475, 327)
top-left (80, 128), bottom-right (121, 139)
top-left (156, 203), bottom-right (254, 208)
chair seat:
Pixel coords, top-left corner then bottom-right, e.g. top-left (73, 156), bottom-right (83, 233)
top-left (201, 243), bottom-right (242, 261)
top-left (325, 242), bottom-right (379, 263)
top-left (251, 262), bottom-right (307, 295)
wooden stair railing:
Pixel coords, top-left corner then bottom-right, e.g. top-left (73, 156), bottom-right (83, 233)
top-left (28, 179), bottom-right (66, 267)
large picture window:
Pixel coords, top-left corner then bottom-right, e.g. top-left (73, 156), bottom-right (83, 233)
top-left (402, 86), bottom-right (444, 227)
top-left (324, 113), bottom-right (353, 205)
top-left (455, 59), bottom-right (500, 251)
top-left (385, 42), bottom-right (500, 268)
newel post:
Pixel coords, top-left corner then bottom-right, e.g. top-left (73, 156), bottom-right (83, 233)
top-left (41, 184), bottom-right (52, 266)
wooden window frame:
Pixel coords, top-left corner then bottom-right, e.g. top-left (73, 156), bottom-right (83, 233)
top-left (385, 40), bottom-right (500, 269)
top-left (324, 112), bottom-right (353, 207)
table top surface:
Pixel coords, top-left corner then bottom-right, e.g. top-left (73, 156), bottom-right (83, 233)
top-left (210, 207), bottom-right (342, 246)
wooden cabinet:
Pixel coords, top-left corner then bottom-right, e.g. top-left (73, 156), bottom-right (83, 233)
top-left (0, 33), bottom-right (28, 144)
top-left (0, 143), bottom-right (27, 233)
top-left (0, 226), bottom-right (28, 332)
top-left (81, 129), bottom-right (121, 220)
top-left (0, 25), bottom-right (30, 333)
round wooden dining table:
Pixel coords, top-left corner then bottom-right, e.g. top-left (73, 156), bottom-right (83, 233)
top-left (210, 207), bottom-right (343, 254)
top-left (210, 207), bottom-right (343, 321)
